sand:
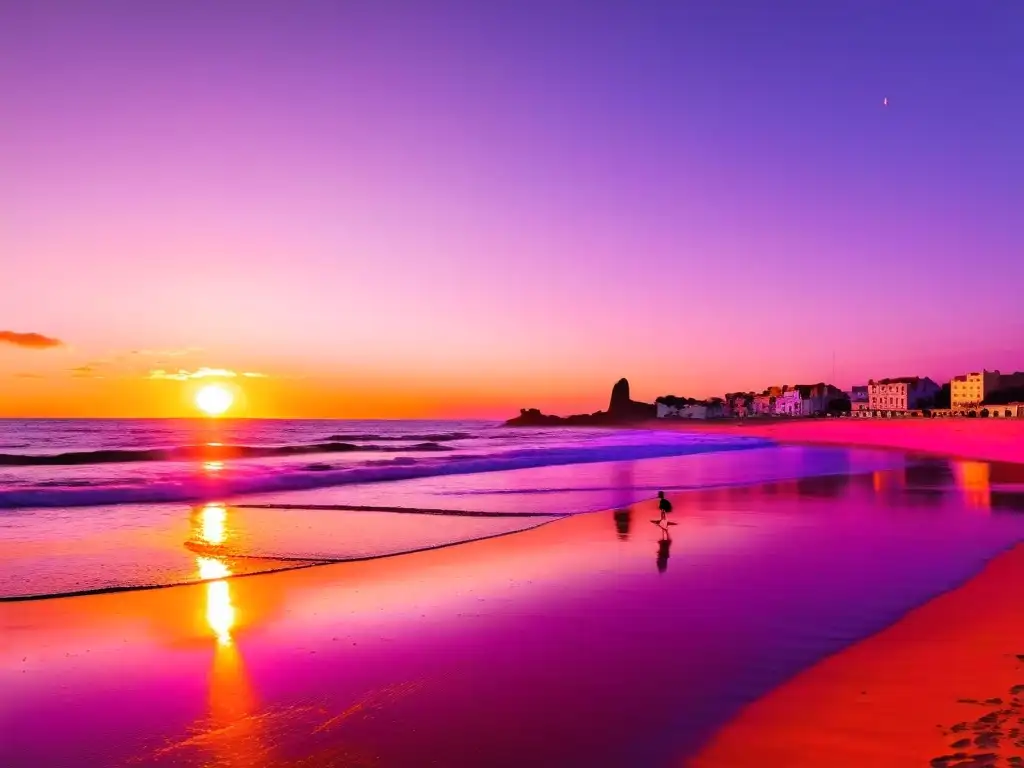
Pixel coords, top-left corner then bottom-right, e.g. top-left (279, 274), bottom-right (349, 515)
top-left (690, 543), bottom-right (1024, 768)
top-left (648, 417), bottom-right (1024, 466)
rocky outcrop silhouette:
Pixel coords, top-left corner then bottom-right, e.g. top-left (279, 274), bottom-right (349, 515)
top-left (505, 378), bottom-right (655, 426)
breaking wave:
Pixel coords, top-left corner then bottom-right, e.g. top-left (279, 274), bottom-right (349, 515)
top-left (0, 435), bottom-right (772, 509)
top-left (0, 441), bottom-right (452, 466)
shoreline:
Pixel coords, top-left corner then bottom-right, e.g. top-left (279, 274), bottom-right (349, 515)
top-left (0, 512), bottom-right (562, 603)
top-left (690, 541), bottom-right (1024, 767)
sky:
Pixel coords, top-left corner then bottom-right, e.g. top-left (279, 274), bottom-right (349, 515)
top-left (2, 0), bottom-right (1022, 418)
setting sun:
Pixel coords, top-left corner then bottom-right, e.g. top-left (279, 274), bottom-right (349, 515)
top-left (195, 384), bottom-right (234, 417)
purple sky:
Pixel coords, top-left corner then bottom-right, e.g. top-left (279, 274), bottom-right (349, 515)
top-left (2, 1), bottom-right (1022, 416)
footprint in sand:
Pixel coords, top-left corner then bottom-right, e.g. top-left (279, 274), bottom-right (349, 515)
top-left (973, 732), bottom-right (1000, 749)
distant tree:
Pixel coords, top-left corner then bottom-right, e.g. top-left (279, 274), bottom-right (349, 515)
top-left (968, 410), bottom-right (977, 418)
top-left (980, 408), bottom-right (990, 418)
top-left (928, 382), bottom-right (952, 409)
top-left (985, 386), bottom-right (1024, 405)
top-left (827, 397), bottom-right (851, 414)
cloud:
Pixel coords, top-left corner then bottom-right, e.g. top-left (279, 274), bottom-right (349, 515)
top-left (147, 367), bottom-right (266, 382)
top-left (70, 364), bottom-right (107, 379)
top-left (14, 372), bottom-right (44, 379)
top-left (0, 331), bottom-right (63, 350)
top-left (131, 347), bottom-right (202, 358)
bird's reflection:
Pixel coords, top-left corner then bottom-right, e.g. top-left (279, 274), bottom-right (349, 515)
top-left (656, 528), bottom-right (672, 573)
top-left (612, 461), bottom-right (636, 540)
top-left (614, 508), bottom-right (633, 539)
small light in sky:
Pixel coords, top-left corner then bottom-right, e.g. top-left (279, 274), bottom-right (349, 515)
top-left (883, 97), bottom-right (889, 106)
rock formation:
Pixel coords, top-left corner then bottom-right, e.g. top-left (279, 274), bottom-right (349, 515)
top-left (504, 378), bottom-right (655, 426)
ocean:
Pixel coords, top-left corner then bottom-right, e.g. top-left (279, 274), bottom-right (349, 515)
top-left (0, 418), bottom-right (771, 509)
top-left (2, 418), bottom-right (1022, 606)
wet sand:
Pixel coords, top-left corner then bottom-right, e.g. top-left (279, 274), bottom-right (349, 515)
top-left (648, 418), bottom-right (1024, 466)
top-left (3, 452), bottom-right (1024, 766)
top-left (691, 542), bottom-right (1024, 768)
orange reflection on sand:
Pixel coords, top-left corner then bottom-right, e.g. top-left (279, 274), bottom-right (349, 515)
top-left (197, 553), bottom-right (263, 765)
top-left (197, 557), bottom-right (235, 645)
top-left (953, 460), bottom-right (991, 510)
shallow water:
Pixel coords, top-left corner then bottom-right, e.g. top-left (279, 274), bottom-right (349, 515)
top-left (1, 442), bottom-right (906, 598)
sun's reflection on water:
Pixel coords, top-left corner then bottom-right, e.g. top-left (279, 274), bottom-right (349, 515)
top-left (197, 556), bottom-right (236, 646)
top-left (199, 502), bottom-right (227, 546)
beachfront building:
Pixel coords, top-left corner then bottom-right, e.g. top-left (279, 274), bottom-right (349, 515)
top-left (724, 392), bottom-right (755, 418)
top-left (868, 377), bottom-right (940, 414)
top-left (985, 403), bottom-right (1024, 418)
top-left (798, 383), bottom-right (845, 415)
top-left (951, 370), bottom-right (1001, 411)
top-left (752, 394), bottom-right (773, 416)
top-left (849, 385), bottom-right (870, 416)
top-left (773, 389), bottom-right (804, 416)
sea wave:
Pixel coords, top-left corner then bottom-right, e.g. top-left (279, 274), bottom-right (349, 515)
top-left (0, 441), bottom-right (452, 466)
top-left (324, 432), bottom-right (474, 442)
top-left (0, 435), bottom-right (772, 509)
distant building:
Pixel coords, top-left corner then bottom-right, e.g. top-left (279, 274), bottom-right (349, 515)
top-left (849, 385), bottom-right (871, 415)
top-left (951, 370), bottom-right (1001, 411)
top-left (868, 377), bottom-right (940, 413)
top-left (724, 392), bottom-right (755, 418)
top-left (752, 394), bottom-right (773, 416)
top-left (773, 389), bottom-right (804, 416)
top-left (988, 403), bottom-right (1024, 418)
top-left (797, 383), bottom-right (844, 415)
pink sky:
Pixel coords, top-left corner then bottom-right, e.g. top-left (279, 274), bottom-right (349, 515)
top-left (2, 2), bottom-right (1021, 417)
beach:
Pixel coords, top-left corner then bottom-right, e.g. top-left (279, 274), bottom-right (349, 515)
top-left (691, 541), bottom-right (1024, 767)
top-left (3, 420), bottom-right (1024, 766)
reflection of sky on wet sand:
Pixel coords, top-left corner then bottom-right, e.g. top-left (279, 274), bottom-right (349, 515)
top-left (4, 458), bottom-right (1024, 766)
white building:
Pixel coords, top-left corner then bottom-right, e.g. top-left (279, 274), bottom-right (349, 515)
top-left (868, 377), bottom-right (940, 413)
top-left (986, 403), bottom-right (1024, 418)
top-left (773, 389), bottom-right (806, 416)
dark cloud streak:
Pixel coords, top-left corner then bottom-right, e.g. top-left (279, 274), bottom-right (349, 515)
top-left (0, 331), bottom-right (64, 350)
